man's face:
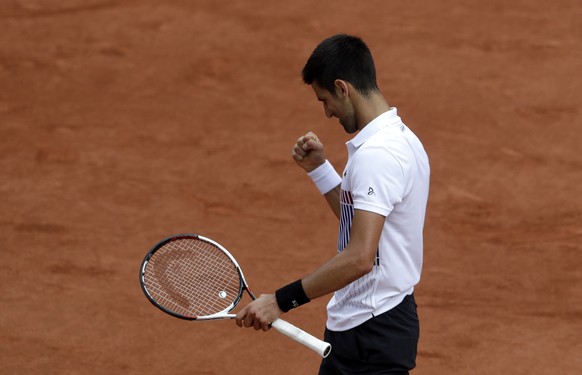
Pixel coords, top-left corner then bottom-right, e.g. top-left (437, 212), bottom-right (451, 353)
top-left (311, 82), bottom-right (358, 134)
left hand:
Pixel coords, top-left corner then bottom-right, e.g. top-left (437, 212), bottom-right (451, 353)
top-left (235, 294), bottom-right (283, 331)
top-left (291, 132), bottom-right (326, 173)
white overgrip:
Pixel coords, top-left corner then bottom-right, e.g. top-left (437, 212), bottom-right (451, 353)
top-left (271, 319), bottom-right (332, 358)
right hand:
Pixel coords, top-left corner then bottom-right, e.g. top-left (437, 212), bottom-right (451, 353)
top-left (235, 294), bottom-right (282, 332)
top-left (292, 132), bottom-right (326, 173)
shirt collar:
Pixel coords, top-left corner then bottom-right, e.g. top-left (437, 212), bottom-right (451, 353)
top-left (346, 107), bottom-right (400, 153)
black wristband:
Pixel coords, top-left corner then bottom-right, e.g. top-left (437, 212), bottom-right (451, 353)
top-left (275, 279), bottom-right (310, 313)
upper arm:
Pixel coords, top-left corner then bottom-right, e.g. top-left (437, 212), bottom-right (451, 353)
top-left (349, 145), bottom-right (406, 217)
top-left (344, 209), bottom-right (385, 271)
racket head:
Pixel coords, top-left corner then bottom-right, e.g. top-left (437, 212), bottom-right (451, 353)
top-left (139, 234), bottom-right (247, 320)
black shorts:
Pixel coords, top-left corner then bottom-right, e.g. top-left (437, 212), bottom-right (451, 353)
top-left (318, 293), bottom-right (419, 375)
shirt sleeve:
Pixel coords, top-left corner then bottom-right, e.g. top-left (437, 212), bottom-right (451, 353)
top-left (349, 145), bottom-right (405, 217)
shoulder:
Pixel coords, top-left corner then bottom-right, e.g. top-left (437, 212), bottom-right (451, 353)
top-left (353, 132), bottom-right (409, 169)
top-left (347, 143), bottom-right (405, 189)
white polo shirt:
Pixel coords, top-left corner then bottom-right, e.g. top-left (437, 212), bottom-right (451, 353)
top-left (327, 108), bottom-right (430, 331)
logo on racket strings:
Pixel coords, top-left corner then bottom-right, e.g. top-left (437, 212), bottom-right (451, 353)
top-left (219, 291), bottom-right (227, 299)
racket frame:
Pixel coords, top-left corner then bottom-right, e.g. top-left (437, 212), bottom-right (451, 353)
top-left (139, 234), bottom-right (251, 321)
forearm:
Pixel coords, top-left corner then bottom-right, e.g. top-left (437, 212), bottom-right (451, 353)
top-left (296, 209), bottom-right (385, 301)
top-left (267, 211), bottom-right (384, 325)
top-left (323, 184), bottom-right (341, 219)
top-left (305, 159), bottom-right (342, 219)
top-left (301, 244), bottom-right (372, 300)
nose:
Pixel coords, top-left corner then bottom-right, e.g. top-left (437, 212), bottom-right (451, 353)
top-left (324, 105), bottom-right (333, 118)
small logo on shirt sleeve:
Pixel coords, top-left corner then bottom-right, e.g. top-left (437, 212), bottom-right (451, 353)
top-left (368, 187), bottom-right (376, 196)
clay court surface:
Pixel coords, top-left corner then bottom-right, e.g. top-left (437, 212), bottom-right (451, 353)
top-left (1, 0), bottom-right (581, 373)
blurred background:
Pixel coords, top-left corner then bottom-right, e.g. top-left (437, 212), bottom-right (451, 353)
top-left (1, 0), bottom-right (581, 373)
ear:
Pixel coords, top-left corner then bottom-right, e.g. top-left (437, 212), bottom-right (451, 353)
top-left (334, 79), bottom-right (350, 97)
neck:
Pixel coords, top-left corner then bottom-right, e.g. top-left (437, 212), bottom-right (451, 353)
top-left (354, 91), bottom-right (391, 130)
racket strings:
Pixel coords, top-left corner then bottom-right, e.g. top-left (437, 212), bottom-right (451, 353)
top-left (143, 238), bottom-right (241, 317)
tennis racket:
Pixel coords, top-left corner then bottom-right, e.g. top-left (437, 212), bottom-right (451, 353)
top-left (139, 234), bottom-right (331, 358)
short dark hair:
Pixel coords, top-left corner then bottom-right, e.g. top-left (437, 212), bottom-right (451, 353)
top-left (302, 34), bottom-right (379, 96)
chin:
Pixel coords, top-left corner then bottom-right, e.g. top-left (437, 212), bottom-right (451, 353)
top-left (340, 121), bottom-right (358, 134)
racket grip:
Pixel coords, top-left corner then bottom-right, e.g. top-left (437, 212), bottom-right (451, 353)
top-left (271, 319), bottom-right (332, 358)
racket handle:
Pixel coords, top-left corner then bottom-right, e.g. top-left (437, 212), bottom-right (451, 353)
top-left (271, 319), bottom-right (332, 358)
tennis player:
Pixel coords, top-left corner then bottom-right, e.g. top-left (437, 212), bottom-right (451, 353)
top-left (236, 34), bottom-right (430, 374)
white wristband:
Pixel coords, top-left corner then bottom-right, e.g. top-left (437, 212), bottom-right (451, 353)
top-left (307, 160), bottom-right (342, 195)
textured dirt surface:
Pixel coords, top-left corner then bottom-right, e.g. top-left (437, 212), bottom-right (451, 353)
top-left (1, 0), bottom-right (581, 374)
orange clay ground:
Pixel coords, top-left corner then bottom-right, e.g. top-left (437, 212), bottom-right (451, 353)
top-left (1, 1), bottom-right (581, 374)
